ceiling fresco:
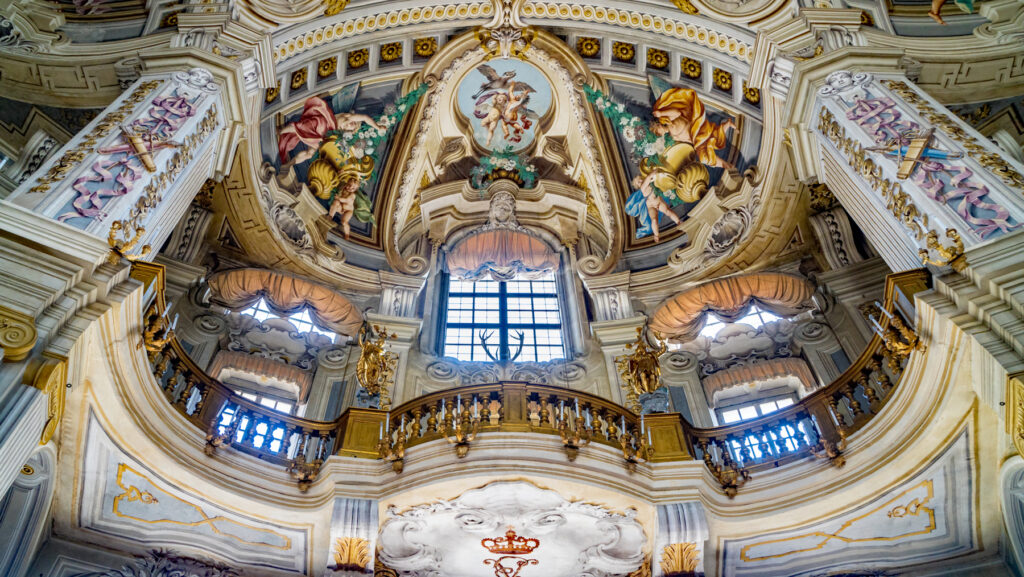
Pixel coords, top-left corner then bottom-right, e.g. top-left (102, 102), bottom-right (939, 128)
top-left (457, 60), bottom-right (553, 153)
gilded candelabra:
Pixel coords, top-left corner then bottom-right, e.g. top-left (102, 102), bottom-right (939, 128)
top-left (377, 417), bottom-right (406, 473)
top-left (616, 415), bottom-right (653, 472)
top-left (443, 395), bottom-right (481, 458)
top-left (555, 399), bottom-right (591, 461)
top-left (356, 324), bottom-right (399, 411)
top-left (287, 453), bottom-right (323, 492)
top-left (616, 327), bottom-right (667, 414)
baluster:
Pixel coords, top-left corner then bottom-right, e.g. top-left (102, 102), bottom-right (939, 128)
top-left (480, 393), bottom-right (492, 423)
top-left (539, 397), bottom-right (551, 427)
top-left (173, 375), bottom-right (194, 411)
top-left (858, 371), bottom-right (880, 413)
top-left (870, 357), bottom-right (893, 397)
top-left (281, 424), bottom-right (295, 457)
top-left (590, 409), bottom-right (604, 440)
top-left (427, 403), bottom-right (439, 434)
top-left (411, 407), bottom-right (423, 438)
top-left (842, 382), bottom-right (863, 417)
top-left (191, 383), bottom-right (208, 416)
top-left (606, 410), bottom-right (619, 441)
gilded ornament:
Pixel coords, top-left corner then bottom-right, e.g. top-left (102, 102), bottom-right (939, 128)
top-left (290, 68), bottom-right (308, 90)
top-left (647, 48), bottom-right (669, 70)
top-left (265, 83), bottom-right (280, 103)
top-left (356, 324), bottom-right (399, 410)
top-left (287, 453), bottom-right (323, 492)
top-left (0, 305), bottom-right (37, 363)
top-left (660, 542), bottom-right (700, 574)
top-left (680, 57), bottom-right (701, 79)
top-left (613, 41), bottom-right (636, 63)
top-left (860, 10), bottom-right (874, 26)
top-left (160, 11), bottom-right (180, 27)
top-left (20, 465), bottom-right (34, 475)
top-left (413, 37), bottom-right (437, 58)
top-left (808, 182), bottom-right (837, 213)
top-left (919, 228), bottom-right (967, 271)
top-left (323, 0), bottom-right (349, 16)
top-left (317, 57), bottom-right (337, 78)
top-left (672, 0), bottom-right (700, 14)
top-left (1008, 372), bottom-right (1024, 459)
top-left (476, 24), bottom-right (535, 61)
top-left (30, 80), bottom-right (161, 194)
top-left (380, 42), bottom-right (403, 63)
top-left (576, 36), bottom-right (600, 58)
top-left (742, 82), bottom-right (760, 105)
top-left (348, 48), bottom-right (369, 69)
top-left (713, 68), bottom-right (732, 92)
top-left (32, 357), bottom-right (68, 445)
top-left (333, 537), bottom-right (371, 570)
top-left (615, 327), bottom-right (667, 413)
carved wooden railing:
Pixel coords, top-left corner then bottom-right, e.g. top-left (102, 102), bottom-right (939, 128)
top-left (131, 262), bottom-right (929, 496)
top-left (682, 269), bottom-right (930, 497)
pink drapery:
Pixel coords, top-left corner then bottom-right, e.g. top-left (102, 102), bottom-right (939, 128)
top-left (446, 229), bottom-right (559, 281)
top-left (207, 268), bottom-right (363, 336)
top-left (703, 357), bottom-right (818, 402)
top-left (208, 350), bottom-right (313, 402)
top-left (278, 97), bottom-right (336, 163)
top-left (650, 272), bottom-right (815, 340)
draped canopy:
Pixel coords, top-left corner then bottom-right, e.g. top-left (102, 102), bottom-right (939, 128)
top-left (446, 228), bottom-right (559, 281)
top-left (650, 272), bottom-right (815, 341)
top-left (207, 268), bottom-right (363, 336)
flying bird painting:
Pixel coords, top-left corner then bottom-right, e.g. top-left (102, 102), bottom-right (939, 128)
top-left (457, 60), bottom-right (552, 152)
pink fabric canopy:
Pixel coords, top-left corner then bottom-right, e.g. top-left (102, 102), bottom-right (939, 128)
top-left (650, 272), bottom-right (815, 341)
top-left (447, 228), bottom-right (559, 281)
top-left (207, 268), bottom-right (363, 336)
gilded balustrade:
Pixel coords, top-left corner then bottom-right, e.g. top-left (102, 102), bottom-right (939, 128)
top-left (683, 269), bottom-right (929, 497)
top-left (130, 262), bottom-right (928, 497)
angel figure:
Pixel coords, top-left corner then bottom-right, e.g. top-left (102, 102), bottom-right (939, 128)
top-left (277, 96), bottom-right (382, 178)
top-left (928, 0), bottom-right (973, 24)
top-left (474, 71), bottom-right (537, 147)
top-left (626, 171), bottom-right (682, 242)
top-left (616, 327), bottom-right (668, 400)
top-left (650, 87), bottom-right (735, 170)
top-left (327, 177), bottom-right (362, 240)
top-left (356, 324), bottom-right (398, 399)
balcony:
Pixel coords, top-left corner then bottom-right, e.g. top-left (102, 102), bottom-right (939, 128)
top-left (132, 262), bottom-right (927, 496)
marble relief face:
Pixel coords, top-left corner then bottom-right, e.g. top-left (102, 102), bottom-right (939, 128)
top-left (377, 481), bottom-right (647, 576)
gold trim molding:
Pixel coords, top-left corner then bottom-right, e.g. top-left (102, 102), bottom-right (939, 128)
top-left (1008, 372), bottom-right (1024, 458)
top-left (0, 305), bottom-right (36, 363)
top-left (32, 356), bottom-right (68, 445)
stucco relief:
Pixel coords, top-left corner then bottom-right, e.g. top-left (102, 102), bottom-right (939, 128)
top-left (377, 481), bottom-right (647, 576)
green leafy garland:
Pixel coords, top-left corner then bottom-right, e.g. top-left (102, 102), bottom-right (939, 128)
top-left (470, 146), bottom-right (538, 191)
top-left (583, 84), bottom-right (674, 163)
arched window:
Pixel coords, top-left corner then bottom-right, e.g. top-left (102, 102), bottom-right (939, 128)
top-left (240, 298), bottom-right (337, 340)
top-left (442, 271), bottom-right (565, 363)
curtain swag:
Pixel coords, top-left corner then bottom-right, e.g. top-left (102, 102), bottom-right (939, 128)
top-left (446, 228), bottom-right (559, 281)
top-left (207, 268), bottom-right (363, 336)
top-left (650, 273), bottom-right (815, 340)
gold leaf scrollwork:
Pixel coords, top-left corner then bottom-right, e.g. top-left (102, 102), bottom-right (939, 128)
top-left (1008, 372), bottom-right (1024, 459)
top-left (660, 542), bottom-right (700, 574)
top-left (357, 324), bottom-right (399, 410)
top-left (31, 356), bottom-right (68, 445)
top-left (0, 305), bottom-right (37, 363)
top-left (919, 228), bottom-right (967, 271)
top-left (333, 537), bottom-right (371, 570)
top-left (615, 327), bottom-right (667, 414)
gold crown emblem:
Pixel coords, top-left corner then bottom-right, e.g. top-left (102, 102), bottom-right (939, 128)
top-left (481, 529), bottom-right (539, 555)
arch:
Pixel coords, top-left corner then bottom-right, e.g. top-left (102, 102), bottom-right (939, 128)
top-left (0, 444), bottom-right (56, 577)
top-left (649, 272), bottom-right (815, 341)
top-left (207, 268), bottom-right (363, 336)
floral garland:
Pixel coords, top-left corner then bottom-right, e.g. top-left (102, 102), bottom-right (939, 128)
top-left (470, 146), bottom-right (538, 190)
top-left (320, 82), bottom-right (428, 169)
top-left (583, 84), bottom-right (673, 162)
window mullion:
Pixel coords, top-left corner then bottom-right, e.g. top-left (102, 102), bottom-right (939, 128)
top-left (499, 281), bottom-right (509, 361)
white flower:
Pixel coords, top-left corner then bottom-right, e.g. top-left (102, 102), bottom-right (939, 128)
top-left (623, 128), bottom-right (636, 143)
top-left (398, 103), bottom-right (407, 112)
top-left (526, 165), bottom-right (536, 172)
top-left (377, 127), bottom-right (387, 137)
top-left (351, 147), bottom-right (364, 158)
top-left (365, 147), bottom-right (375, 155)
top-left (616, 103), bottom-right (625, 113)
top-left (596, 97), bottom-right (605, 108)
top-left (501, 159), bottom-right (516, 170)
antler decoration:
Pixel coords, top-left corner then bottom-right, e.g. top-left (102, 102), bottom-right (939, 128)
top-left (615, 327), bottom-right (667, 414)
top-left (356, 324), bottom-right (399, 411)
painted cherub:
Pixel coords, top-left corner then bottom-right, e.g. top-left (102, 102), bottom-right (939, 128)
top-left (479, 92), bottom-right (511, 147)
top-left (327, 177), bottom-right (362, 240)
top-left (650, 87), bottom-right (735, 170)
top-left (476, 81), bottom-right (535, 146)
top-left (626, 170), bottom-right (682, 242)
top-left (927, 0), bottom-right (973, 24)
